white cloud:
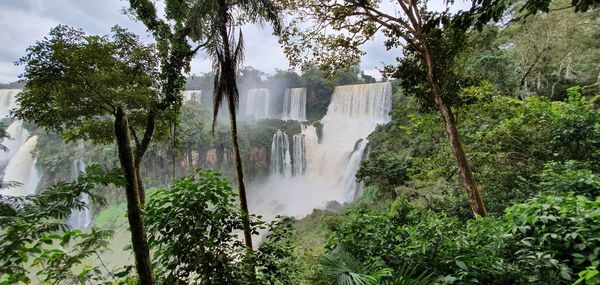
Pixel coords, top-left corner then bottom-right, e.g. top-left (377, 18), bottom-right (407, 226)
top-left (0, 0), bottom-right (473, 83)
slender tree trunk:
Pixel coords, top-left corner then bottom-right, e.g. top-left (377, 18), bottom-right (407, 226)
top-left (134, 158), bottom-right (145, 205)
top-left (217, 0), bottom-right (253, 251)
top-left (133, 109), bottom-right (157, 204)
top-left (421, 44), bottom-right (488, 217)
top-left (114, 106), bottom-right (155, 284)
top-left (227, 88), bottom-right (254, 251)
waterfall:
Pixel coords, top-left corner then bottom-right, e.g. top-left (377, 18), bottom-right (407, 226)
top-left (342, 139), bottom-right (368, 201)
top-left (327, 83), bottom-right (391, 121)
top-left (1, 120), bottom-right (30, 168)
top-left (249, 82), bottom-right (392, 218)
top-left (245, 88), bottom-right (271, 119)
top-left (270, 130), bottom-right (292, 177)
top-left (292, 134), bottom-right (305, 176)
top-left (283, 88), bottom-right (306, 121)
top-left (68, 159), bottom-right (91, 229)
top-left (0, 90), bottom-right (41, 197)
top-left (3, 135), bottom-right (40, 196)
top-left (0, 89), bottom-right (18, 118)
top-left (182, 90), bottom-right (202, 104)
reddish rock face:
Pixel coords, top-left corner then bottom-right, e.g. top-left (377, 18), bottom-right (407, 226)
top-left (206, 149), bottom-right (217, 166)
top-left (249, 147), bottom-right (267, 168)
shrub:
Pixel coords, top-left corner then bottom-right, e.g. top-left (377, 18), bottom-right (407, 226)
top-left (325, 194), bottom-right (600, 284)
top-left (145, 170), bottom-right (296, 284)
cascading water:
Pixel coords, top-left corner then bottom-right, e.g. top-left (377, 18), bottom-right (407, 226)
top-left (250, 82), bottom-right (392, 218)
top-left (270, 130), bottom-right (292, 177)
top-left (292, 133), bottom-right (306, 176)
top-left (0, 89), bottom-right (18, 118)
top-left (3, 135), bottom-right (40, 196)
top-left (283, 88), bottom-right (306, 121)
top-left (0, 120), bottom-right (30, 168)
top-left (245, 88), bottom-right (271, 119)
top-left (182, 90), bottom-right (202, 104)
top-left (68, 159), bottom-right (91, 229)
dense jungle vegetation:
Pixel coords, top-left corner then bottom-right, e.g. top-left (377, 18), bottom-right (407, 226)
top-left (1, 0), bottom-right (599, 284)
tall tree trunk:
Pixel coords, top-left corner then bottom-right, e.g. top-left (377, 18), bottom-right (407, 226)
top-left (217, 0), bottom-right (253, 251)
top-left (114, 106), bottom-right (155, 284)
top-left (421, 44), bottom-right (488, 217)
top-left (227, 92), bottom-right (254, 251)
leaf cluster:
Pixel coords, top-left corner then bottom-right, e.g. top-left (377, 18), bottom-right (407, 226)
top-left (0, 164), bottom-right (123, 284)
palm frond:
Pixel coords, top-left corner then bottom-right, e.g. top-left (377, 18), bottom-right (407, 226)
top-left (211, 69), bottom-right (224, 134)
top-left (320, 249), bottom-right (392, 285)
top-left (386, 263), bottom-right (434, 285)
top-left (232, 30), bottom-right (245, 73)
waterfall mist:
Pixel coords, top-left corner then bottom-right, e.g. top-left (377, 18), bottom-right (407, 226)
top-left (3, 135), bottom-right (40, 196)
top-left (68, 159), bottom-right (91, 229)
top-left (182, 90), bottom-right (202, 104)
top-left (1, 120), bottom-right (30, 168)
top-left (1, 89), bottom-right (41, 197)
top-left (245, 88), bottom-right (272, 119)
top-left (0, 89), bottom-right (18, 119)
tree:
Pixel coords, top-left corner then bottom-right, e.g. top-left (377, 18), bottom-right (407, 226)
top-left (14, 25), bottom-right (197, 284)
top-left (145, 170), bottom-right (296, 284)
top-left (0, 165), bottom-right (121, 284)
top-left (278, 0), bottom-right (488, 216)
top-left (459, 0), bottom-right (600, 99)
top-left (146, 170), bottom-right (250, 284)
top-left (185, 0), bottom-right (281, 251)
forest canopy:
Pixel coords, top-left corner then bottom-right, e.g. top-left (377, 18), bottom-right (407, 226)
top-left (0, 0), bottom-right (599, 284)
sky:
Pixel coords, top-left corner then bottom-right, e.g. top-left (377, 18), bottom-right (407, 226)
top-left (0, 0), bottom-right (471, 83)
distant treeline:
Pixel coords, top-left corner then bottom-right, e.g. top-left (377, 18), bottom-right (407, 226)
top-left (0, 81), bottom-right (24, 89)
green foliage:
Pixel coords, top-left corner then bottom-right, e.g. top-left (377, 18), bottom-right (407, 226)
top-left (362, 90), bottom-right (600, 216)
top-left (254, 217), bottom-right (298, 284)
top-left (319, 249), bottom-right (392, 285)
top-left (0, 165), bottom-right (123, 284)
top-left (389, 23), bottom-right (476, 110)
top-left (145, 170), bottom-right (250, 284)
top-left (505, 195), bottom-right (600, 283)
top-left (356, 151), bottom-right (409, 194)
top-left (539, 161), bottom-right (600, 197)
top-left (324, 192), bottom-right (600, 284)
top-left (0, 122), bottom-right (8, 153)
top-left (386, 263), bottom-right (434, 285)
top-left (462, 4), bottom-right (600, 99)
top-left (15, 25), bottom-right (168, 143)
top-left (145, 170), bottom-right (296, 284)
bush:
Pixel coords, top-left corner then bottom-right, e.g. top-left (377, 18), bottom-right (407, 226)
top-left (362, 91), bottom-right (600, 215)
top-left (325, 194), bottom-right (600, 284)
top-left (356, 151), bottom-right (410, 194)
top-left (505, 195), bottom-right (600, 283)
top-left (539, 161), bottom-right (600, 198)
top-left (145, 170), bottom-right (296, 284)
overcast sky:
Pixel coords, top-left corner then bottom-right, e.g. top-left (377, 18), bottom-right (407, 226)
top-left (0, 0), bottom-right (471, 83)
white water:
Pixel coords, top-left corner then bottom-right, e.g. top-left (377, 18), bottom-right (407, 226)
top-left (292, 133), bottom-right (306, 176)
top-left (0, 89), bottom-right (18, 118)
top-left (283, 88), bottom-right (306, 121)
top-left (68, 159), bottom-right (91, 229)
top-left (3, 135), bottom-right (40, 196)
top-left (270, 130), bottom-right (292, 177)
top-left (1, 120), bottom-right (30, 168)
top-left (245, 88), bottom-right (271, 119)
top-left (250, 82), bottom-right (392, 219)
top-left (182, 90), bottom-right (202, 104)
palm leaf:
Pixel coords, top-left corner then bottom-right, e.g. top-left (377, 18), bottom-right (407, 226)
top-left (320, 249), bottom-right (392, 285)
top-left (386, 263), bottom-right (434, 285)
